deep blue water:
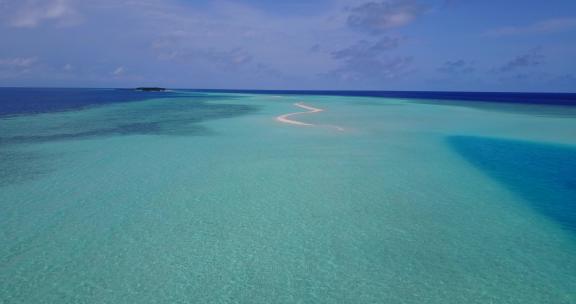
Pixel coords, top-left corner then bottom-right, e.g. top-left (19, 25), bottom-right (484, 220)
top-left (2, 88), bottom-right (575, 119)
top-left (191, 89), bottom-right (576, 106)
top-left (0, 88), bottom-right (180, 117)
top-left (449, 136), bottom-right (576, 234)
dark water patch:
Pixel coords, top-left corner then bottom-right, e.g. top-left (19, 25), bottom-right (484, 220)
top-left (0, 149), bottom-right (53, 187)
top-left (0, 90), bottom-right (259, 186)
top-left (0, 101), bottom-right (256, 145)
top-left (411, 99), bottom-right (576, 119)
top-left (0, 88), bottom-right (188, 118)
top-left (448, 136), bottom-right (576, 234)
top-left (190, 89), bottom-right (576, 106)
top-left (0, 122), bottom-right (212, 145)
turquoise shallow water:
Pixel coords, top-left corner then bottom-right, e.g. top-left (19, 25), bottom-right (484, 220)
top-left (1, 91), bottom-right (576, 303)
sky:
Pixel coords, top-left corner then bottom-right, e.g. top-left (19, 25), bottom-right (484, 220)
top-left (0, 0), bottom-right (575, 92)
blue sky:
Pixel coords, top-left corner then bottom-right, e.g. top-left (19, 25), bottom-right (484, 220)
top-left (1, 0), bottom-right (575, 91)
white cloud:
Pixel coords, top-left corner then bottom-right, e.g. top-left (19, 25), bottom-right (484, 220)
top-left (3, 0), bottom-right (80, 28)
top-left (484, 17), bottom-right (576, 37)
top-left (346, 0), bottom-right (426, 34)
top-left (112, 66), bottom-right (125, 76)
top-left (0, 57), bottom-right (39, 67)
top-left (0, 57), bottom-right (39, 78)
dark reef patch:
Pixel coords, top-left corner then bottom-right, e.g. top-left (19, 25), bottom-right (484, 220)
top-left (0, 90), bottom-right (259, 186)
top-left (0, 149), bottom-right (53, 187)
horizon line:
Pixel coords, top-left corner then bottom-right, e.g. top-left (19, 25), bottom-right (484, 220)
top-left (1, 86), bottom-right (575, 95)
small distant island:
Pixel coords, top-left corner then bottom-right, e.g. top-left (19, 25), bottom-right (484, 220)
top-left (135, 87), bottom-right (167, 92)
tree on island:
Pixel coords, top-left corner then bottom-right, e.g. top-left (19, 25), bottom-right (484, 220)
top-left (135, 87), bottom-right (167, 92)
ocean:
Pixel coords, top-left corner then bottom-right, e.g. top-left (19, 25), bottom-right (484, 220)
top-left (1, 88), bottom-right (575, 303)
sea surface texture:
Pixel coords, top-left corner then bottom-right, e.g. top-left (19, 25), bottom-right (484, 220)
top-left (1, 88), bottom-right (576, 303)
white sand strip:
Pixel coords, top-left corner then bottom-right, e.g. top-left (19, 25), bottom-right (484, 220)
top-left (276, 102), bottom-right (344, 131)
top-left (276, 102), bottom-right (323, 126)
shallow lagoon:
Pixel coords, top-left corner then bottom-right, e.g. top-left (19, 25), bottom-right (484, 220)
top-left (1, 90), bottom-right (575, 303)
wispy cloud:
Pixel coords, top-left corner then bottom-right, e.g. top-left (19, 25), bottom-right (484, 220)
top-left (328, 53), bottom-right (414, 81)
top-left (438, 60), bottom-right (475, 75)
top-left (112, 66), bottom-right (125, 76)
top-left (0, 57), bottom-right (39, 68)
top-left (2, 0), bottom-right (80, 28)
top-left (493, 48), bottom-right (545, 73)
top-left (346, 0), bottom-right (426, 35)
top-left (0, 56), bottom-right (39, 79)
top-left (332, 36), bottom-right (402, 59)
top-left (484, 17), bottom-right (576, 37)
top-left (329, 1), bottom-right (422, 83)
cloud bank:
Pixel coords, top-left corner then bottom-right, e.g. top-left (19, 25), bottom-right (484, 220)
top-left (0, 0), bottom-right (574, 91)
